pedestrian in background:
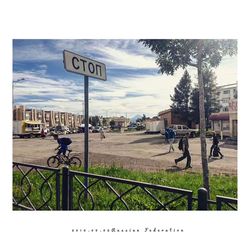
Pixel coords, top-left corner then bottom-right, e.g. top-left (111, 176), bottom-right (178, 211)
top-left (174, 132), bottom-right (192, 169)
top-left (165, 127), bottom-right (176, 152)
top-left (41, 128), bottom-right (46, 139)
top-left (100, 127), bottom-right (105, 140)
top-left (209, 132), bottom-right (224, 159)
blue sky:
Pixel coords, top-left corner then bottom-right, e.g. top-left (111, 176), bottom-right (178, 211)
top-left (13, 39), bottom-right (237, 118)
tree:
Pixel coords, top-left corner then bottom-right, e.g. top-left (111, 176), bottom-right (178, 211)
top-left (190, 68), bottom-right (220, 128)
top-left (190, 88), bottom-right (200, 124)
top-left (234, 88), bottom-right (238, 99)
top-left (203, 68), bottom-right (220, 128)
top-left (110, 120), bottom-right (115, 129)
top-left (139, 39), bottom-right (237, 197)
top-left (170, 70), bottom-right (192, 126)
top-left (136, 114), bottom-right (147, 123)
top-left (102, 117), bottom-right (108, 126)
top-left (90, 116), bottom-right (100, 127)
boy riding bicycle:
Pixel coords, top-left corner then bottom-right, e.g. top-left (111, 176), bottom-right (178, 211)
top-left (53, 134), bottom-right (72, 156)
top-left (47, 134), bottom-right (81, 168)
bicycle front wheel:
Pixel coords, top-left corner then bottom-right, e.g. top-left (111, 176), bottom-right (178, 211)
top-left (47, 156), bottom-right (60, 168)
top-left (69, 157), bottom-right (82, 167)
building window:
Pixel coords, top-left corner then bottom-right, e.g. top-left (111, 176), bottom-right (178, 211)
top-left (222, 121), bottom-right (230, 131)
top-left (223, 90), bottom-right (230, 94)
top-left (213, 121), bottom-right (220, 131)
top-left (222, 98), bottom-right (230, 103)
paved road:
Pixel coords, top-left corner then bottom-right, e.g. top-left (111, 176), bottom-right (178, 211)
top-left (13, 131), bottom-right (237, 175)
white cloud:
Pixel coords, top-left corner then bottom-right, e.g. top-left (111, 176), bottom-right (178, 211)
top-left (13, 41), bottom-right (237, 118)
top-left (213, 56), bottom-right (237, 85)
top-left (15, 61), bottom-right (236, 118)
top-left (13, 44), bottom-right (60, 61)
top-left (88, 72), bottom-right (186, 117)
top-left (97, 46), bottom-right (157, 69)
top-left (13, 72), bottom-right (83, 109)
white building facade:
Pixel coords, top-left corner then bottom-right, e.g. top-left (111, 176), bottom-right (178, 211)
top-left (216, 83), bottom-right (237, 112)
top-left (210, 82), bottom-right (238, 138)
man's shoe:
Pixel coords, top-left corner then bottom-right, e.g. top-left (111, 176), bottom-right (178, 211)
top-left (220, 155), bottom-right (224, 159)
top-left (174, 159), bottom-right (177, 165)
top-left (185, 165), bottom-right (192, 169)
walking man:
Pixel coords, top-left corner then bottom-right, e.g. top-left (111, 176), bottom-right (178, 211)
top-left (174, 132), bottom-right (192, 169)
top-left (209, 132), bottom-right (223, 159)
top-left (165, 127), bottom-right (176, 152)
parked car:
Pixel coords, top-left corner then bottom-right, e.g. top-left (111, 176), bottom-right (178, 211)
top-left (161, 124), bottom-right (198, 138)
top-left (136, 124), bottom-right (146, 130)
top-left (127, 124), bottom-right (137, 129)
top-left (69, 127), bottom-right (78, 134)
top-left (78, 124), bottom-right (93, 133)
top-left (92, 126), bottom-right (101, 133)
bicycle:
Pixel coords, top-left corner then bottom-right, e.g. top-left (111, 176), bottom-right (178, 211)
top-left (47, 148), bottom-right (82, 168)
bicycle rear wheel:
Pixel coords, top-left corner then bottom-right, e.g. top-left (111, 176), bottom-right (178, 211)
top-left (69, 156), bottom-right (82, 167)
top-left (47, 156), bottom-right (60, 168)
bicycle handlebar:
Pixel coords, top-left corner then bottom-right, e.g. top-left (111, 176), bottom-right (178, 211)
top-left (55, 148), bottom-right (72, 152)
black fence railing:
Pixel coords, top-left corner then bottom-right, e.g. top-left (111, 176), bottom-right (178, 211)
top-left (67, 168), bottom-right (193, 210)
top-left (13, 162), bottom-right (61, 210)
top-left (13, 162), bottom-right (237, 211)
top-left (216, 195), bottom-right (238, 210)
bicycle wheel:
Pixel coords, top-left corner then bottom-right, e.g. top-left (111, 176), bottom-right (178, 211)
top-left (47, 156), bottom-right (60, 168)
top-left (69, 156), bottom-right (82, 167)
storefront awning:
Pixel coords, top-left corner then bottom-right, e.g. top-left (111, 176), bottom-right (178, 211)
top-left (209, 113), bottom-right (229, 121)
top-left (24, 120), bottom-right (42, 125)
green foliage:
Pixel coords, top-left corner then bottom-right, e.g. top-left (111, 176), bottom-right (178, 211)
top-left (139, 39), bottom-right (198, 74)
top-left (170, 70), bottom-right (192, 126)
top-left (190, 88), bottom-right (200, 124)
top-left (89, 116), bottom-right (101, 127)
top-left (102, 117), bottom-right (108, 126)
top-left (13, 165), bottom-right (237, 211)
top-left (109, 119), bottom-right (115, 127)
top-left (139, 39), bottom-right (237, 73)
top-left (190, 68), bottom-right (220, 128)
top-left (139, 39), bottom-right (237, 197)
top-left (13, 169), bottom-right (59, 210)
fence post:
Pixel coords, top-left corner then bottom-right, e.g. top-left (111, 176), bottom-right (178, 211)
top-left (62, 165), bottom-right (69, 210)
top-left (216, 196), bottom-right (222, 210)
top-left (197, 187), bottom-right (208, 210)
top-left (55, 171), bottom-right (61, 210)
top-left (187, 192), bottom-right (193, 210)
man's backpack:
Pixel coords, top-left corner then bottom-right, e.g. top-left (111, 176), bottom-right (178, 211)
top-left (165, 129), bottom-right (169, 139)
top-left (60, 137), bottom-right (72, 145)
top-left (178, 137), bottom-right (183, 151)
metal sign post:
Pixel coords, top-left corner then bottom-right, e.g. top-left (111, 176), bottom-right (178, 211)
top-left (63, 50), bottom-right (107, 197)
top-left (84, 75), bottom-right (89, 192)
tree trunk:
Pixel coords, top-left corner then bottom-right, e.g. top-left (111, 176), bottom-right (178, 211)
top-left (197, 40), bottom-right (210, 198)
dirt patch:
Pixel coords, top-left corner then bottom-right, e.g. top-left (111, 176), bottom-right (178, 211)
top-left (13, 132), bottom-right (237, 175)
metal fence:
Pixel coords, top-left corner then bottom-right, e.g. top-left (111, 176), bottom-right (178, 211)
top-left (13, 162), bottom-right (237, 211)
top-left (66, 168), bottom-right (193, 210)
top-left (13, 162), bottom-right (61, 210)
